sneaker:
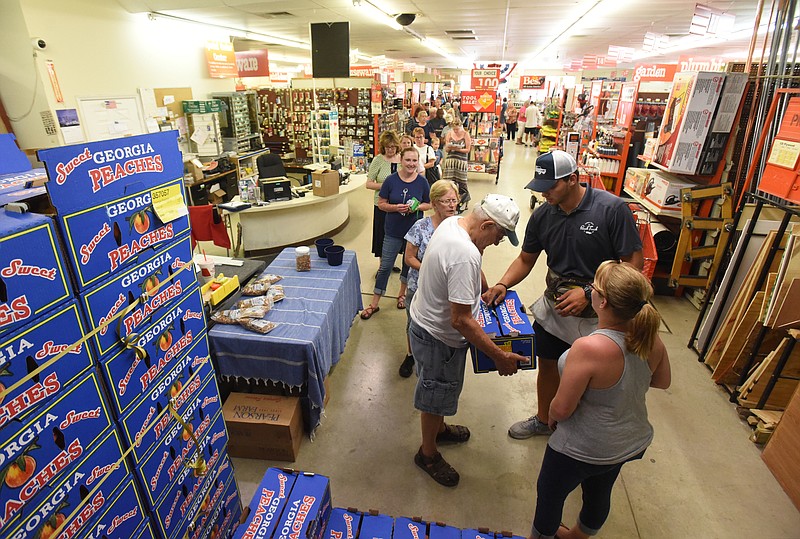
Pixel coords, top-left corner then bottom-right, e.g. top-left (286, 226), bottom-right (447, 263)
top-left (508, 416), bottom-right (552, 439)
top-left (399, 355), bottom-right (415, 378)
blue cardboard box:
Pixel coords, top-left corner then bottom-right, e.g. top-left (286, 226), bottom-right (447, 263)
top-left (359, 512), bottom-right (394, 539)
top-left (140, 409), bottom-right (227, 509)
top-left (100, 284), bottom-right (207, 416)
top-left (0, 168), bottom-right (48, 207)
top-left (55, 177), bottom-right (191, 291)
top-left (274, 472), bottom-right (332, 539)
top-left (393, 517), bottom-right (427, 539)
top-left (186, 457), bottom-right (237, 539)
top-left (119, 346), bottom-right (216, 462)
top-left (4, 425), bottom-right (131, 537)
top-left (476, 301), bottom-right (500, 337)
top-left (325, 508), bottom-right (362, 539)
top-left (0, 370), bottom-right (113, 528)
top-left (0, 299), bottom-right (94, 430)
top-left (208, 477), bottom-right (243, 539)
top-left (37, 131), bottom-right (184, 215)
top-left (233, 467), bottom-right (299, 539)
top-left (430, 523), bottom-right (461, 539)
top-left (81, 232), bottom-right (195, 359)
top-left (0, 210), bottom-right (73, 338)
top-left (470, 290), bottom-right (535, 374)
top-left (132, 519), bottom-right (158, 539)
top-left (52, 473), bottom-right (145, 539)
top-left (154, 452), bottom-right (232, 539)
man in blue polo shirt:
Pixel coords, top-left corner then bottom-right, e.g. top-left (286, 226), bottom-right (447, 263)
top-left (483, 150), bottom-right (643, 439)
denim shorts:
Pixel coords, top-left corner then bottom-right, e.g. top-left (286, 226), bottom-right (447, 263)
top-left (408, 319), bottom-right (467, 416)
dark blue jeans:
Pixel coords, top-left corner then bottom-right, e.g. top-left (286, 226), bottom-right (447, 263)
top-left (374, 234), bottom-right (407, 295)
top-left (532, 445), bottom-right (645, 538)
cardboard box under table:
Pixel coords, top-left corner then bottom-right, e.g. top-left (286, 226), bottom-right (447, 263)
top-left (223, 393), bottom-right (303, 461)
top-left (471, 290), bottom-right (536, 374)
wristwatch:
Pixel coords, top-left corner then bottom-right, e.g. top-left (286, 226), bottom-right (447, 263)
top-left (583, 284), bottom-right (592, 301)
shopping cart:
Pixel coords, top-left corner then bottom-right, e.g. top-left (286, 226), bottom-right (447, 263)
top-left (629, 203), bottom-right (658, 281)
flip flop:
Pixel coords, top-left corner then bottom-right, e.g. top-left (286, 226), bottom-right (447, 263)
top-left (360, 305), bottom-right (380, 320)
top-left (397, 295), bottom-right (406, 309)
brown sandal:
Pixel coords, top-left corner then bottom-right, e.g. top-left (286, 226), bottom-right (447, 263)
top-left (436, 424), bottom-right (471, 444)
top-left (360, 305), bottom-right (380, 320)
top-left (414, 448), bottom-right (459, 487)
top-left (397, 295), bottom-right (406, 309)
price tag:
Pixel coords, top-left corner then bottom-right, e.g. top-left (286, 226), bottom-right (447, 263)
top-left (151, 184), bottom-right (188, 223)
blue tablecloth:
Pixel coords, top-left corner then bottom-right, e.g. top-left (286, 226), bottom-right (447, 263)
top-left (208, 248), bottom-right (362, 432)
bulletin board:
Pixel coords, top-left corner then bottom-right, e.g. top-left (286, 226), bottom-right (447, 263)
top-left (76, 95), bottom-right (146, 141)
top-left (154, 87), bottom-right (194, 118)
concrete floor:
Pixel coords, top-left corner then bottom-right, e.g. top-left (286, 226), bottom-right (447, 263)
top-left (228, 141), bottom-right (800, 538)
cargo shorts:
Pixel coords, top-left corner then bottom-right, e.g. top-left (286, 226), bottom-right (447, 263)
top-left (408, 319), bottom-right (467, 416)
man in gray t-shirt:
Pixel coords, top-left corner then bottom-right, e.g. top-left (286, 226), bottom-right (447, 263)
top-left (483, 151), bottom-right (643, 440)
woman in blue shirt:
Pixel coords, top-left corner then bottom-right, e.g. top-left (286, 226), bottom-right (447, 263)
top-left (361, 147), bottom-right (431, 319)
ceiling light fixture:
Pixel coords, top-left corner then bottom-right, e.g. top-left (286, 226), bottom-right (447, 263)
top-left (148, 11), bottom-right (310, 50)
top-left (523, 0), bottom-right (605, 64)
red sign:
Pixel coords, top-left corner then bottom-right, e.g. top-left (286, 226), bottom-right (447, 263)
top-left (471, 69), bottom-right (500, 91)
top-left (757, 97), bottom-right (800, 202)
top-left (520, 76), bottom-right (546, 90)
top-left (350, 65), bottom-right (375, 77)
top-left (632, 63), bottom-right (677, 83)
top-left (205, 41), bottom-right (238, 78)
top-left (45, 61), bottom-right (63, 103)
top-left (460, 91), bottom-right (496, 113)
top-left (235, 50), bottom-right (269, 78)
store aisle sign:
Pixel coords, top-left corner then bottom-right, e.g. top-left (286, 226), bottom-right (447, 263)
top-left (205, 41), bottom-right (238, 78)
top-left (471, 69), bottom-right (500, 91)
top-left (678, 55), bottom-right (727, 72)
top-left (633, 63), bottom-right (677, 83)
top-left (235, 50), bottom-right (269, 78)
top-left (270, 71), bottom-right (289, 84)
top-left (520, 76), bottom-right (546, 90)
top-left (615, 81), bottom-right (639, 128)
top-left (460, 91), bottom-right (496, 113)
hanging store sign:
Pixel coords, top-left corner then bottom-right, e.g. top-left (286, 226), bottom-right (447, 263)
top-left (678, 55), bottom-right (727, 72)
top-left (45, 61), bottom-right (64, 103)
top-left (350, 65), bottom-right (376, 77)
top-left (471, 69), bottom-right (500, 91)
top-left (270, 71), bottom-right (289, 84)
top-left (460, 91), bottom-right (496, 113)
top-left (520, 76), bottom-right (546, 90)
top-left (633, 63), bottom-right (677, 83)
top-left (235, 50), bottom-right (269, 78)
top-left (756, 97), bottom-right (800, 203)
top-left (205, 41), bottom-right (238, 78)
top-left (371, 82), bottom-right (382, 115)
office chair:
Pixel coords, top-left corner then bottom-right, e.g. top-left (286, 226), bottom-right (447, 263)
top-left (256, 152), bottom-right (287, 180)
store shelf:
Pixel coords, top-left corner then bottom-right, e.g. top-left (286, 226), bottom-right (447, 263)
top-left (623, 188), bottom-right (681, 218)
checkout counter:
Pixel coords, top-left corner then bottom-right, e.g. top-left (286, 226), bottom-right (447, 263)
top-left (230, 173), bottom-right (366, 255)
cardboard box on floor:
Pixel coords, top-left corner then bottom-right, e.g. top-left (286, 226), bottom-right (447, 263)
top-left (223, 393), bottom-right (303, 461)
top-left (313, 170), bottom-right (339, 197)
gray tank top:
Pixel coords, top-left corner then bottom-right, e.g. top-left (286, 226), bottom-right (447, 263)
top-left (548, 329), bottom-right (654, 465)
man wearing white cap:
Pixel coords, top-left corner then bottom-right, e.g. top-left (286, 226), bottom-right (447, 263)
top-left (410, 194), bottom-right (527, 487)
top-left (484, 151), bottom-right (643, 440)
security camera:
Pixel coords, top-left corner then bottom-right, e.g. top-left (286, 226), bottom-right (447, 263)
top-left (31, 38), bottom-right (47, 50)
top-left (395, 13), bottom-right (416, 26)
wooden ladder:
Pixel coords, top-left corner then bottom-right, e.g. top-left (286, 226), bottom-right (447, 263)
top-left (670, 182), bottom-right (734, 289)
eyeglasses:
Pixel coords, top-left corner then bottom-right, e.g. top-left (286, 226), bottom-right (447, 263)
top-left (589, 282), bottom-right (604, 297)
top-left (438, 198), bottom-right (458, 205)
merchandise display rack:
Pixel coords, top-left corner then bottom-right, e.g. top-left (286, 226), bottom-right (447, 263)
top-left (212, 91), bottom-right (264, 153)
top-left (467, 112), bottom-right (502, 181)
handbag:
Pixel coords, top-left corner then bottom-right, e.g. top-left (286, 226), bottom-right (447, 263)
top-left (544, 268), bottom-right (596, 318)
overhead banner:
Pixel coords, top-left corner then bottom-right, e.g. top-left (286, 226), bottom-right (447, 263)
top-left (520, 75), bottom-right (546, 90)
top-left (460, 91), bottom-right (496, 113)
top-left (633, 63), bottom-right (678, 83)
top-left (235, 50), bottom-right (269, 78)
top-left (471, 69), bottom-right (500, 91)
top-left (350, 65), bottom-right (376, 77)
top-left (205, 41), bottom-right (238, 78)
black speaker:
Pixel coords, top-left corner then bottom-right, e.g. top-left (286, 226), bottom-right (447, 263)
top-left (310, 22), bottom-right (350, 78)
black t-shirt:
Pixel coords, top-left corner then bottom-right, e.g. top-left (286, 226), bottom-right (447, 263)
top-left (427, 118), bottom-right (446, 140)
top-left (522, 185), bottom-right (642, 280)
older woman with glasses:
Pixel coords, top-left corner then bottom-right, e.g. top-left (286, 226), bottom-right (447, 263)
top-left (397, 180), bottom-right (460, 377)
top-left (530, 260), bottom-right (671, 539)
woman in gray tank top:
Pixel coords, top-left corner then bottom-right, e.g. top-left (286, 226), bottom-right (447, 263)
top-left (531, 261), bottom-right (671, 539)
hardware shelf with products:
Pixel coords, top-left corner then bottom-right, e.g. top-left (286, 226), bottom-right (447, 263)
top-left (466, 112), bottom-right (502, 179)
top-left (256, 88), bottom-right (293, 156)
top-left (212, 90), bottom-right (264, 153)
top-left (183, 99), bottom-right (224, 157)
top-left (310, 109), bottom-right (334, 164)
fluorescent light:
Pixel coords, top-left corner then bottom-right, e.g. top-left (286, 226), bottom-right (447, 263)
top-left (148, 11), bottom-right (310, 50)
top-left (358, 1), bottom-right (403, 30)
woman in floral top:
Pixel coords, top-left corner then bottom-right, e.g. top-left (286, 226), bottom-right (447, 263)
top-left (397, 179), bottom-right (460, 377)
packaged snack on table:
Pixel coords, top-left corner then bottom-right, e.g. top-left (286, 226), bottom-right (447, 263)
top-left (239, 319), bottom-right (278, 334)
top-left (211, 306), bottom-right (268, 324)
top-left (267, 284), bottom-right (285, 302)
top-left (236, 294), bottom-right (274, 310)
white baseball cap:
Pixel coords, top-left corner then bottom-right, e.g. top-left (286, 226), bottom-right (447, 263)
top-left (526, 150), bottom-right (578, 192)
top-left (481, 194), bottom-right (520, 246)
